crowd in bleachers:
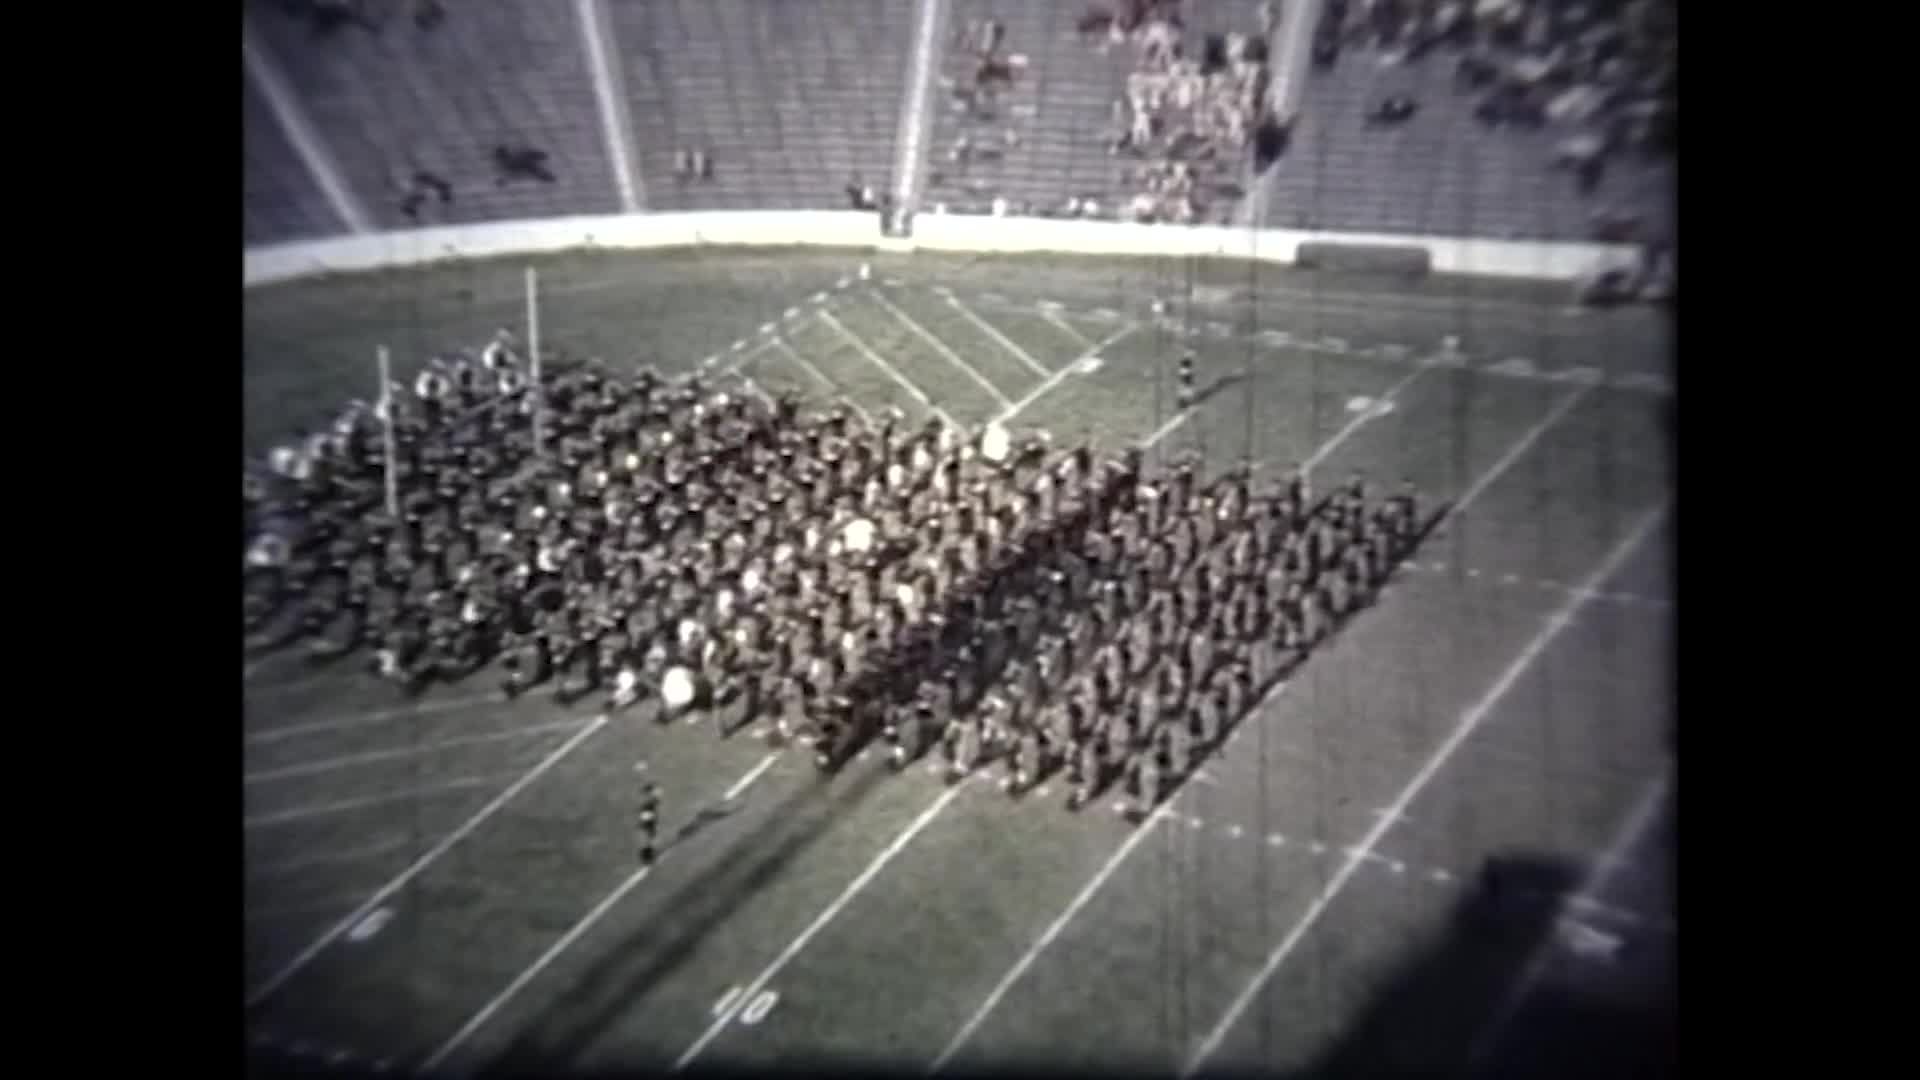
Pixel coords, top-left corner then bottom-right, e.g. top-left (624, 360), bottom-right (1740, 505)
top-left (929, 1), bottom-right (1282, 225)
top-left (1315, 0), bottom-right (1676, 235)
top-left (1086, 0), bottom-right (1281, 225)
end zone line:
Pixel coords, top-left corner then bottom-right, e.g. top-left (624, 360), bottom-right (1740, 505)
top-left (817, 310), bottom-right (959, 430)
top-left (1179, 502), bottom-right (1670, 1077)
top-left (244, 714), bottom-right (611, 1008)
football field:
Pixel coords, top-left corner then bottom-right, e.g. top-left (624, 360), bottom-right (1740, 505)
top-left (244, 248), bottom-right (1675, 1078)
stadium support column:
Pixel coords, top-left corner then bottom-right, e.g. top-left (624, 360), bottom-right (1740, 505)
top-left (242, 17), bottom-right (373, 235)
top-left (576, 0), bottom-right (647, 213)
top-left (887, 0), bottom-right (952, 238)
top-left (1266, 0), bottom-right (1324, 136)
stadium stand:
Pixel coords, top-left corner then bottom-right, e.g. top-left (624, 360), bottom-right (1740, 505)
top-left (249, 0), bottom-right (621, 228)
top-left (242, 71), bottom-right (341, 245)
top-left (928, 0), bottom-right (1274, 223)
top-left (1262, 0), bottom-right (1676, 242)
top-left (608, 0), bottom-right (914, 211)
top-left (243, 0), bottom-right (1672, 248)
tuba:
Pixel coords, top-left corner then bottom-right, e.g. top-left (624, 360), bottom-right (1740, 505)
top-left (246, 532), bottom-right (292, 570)
top-left (414, 368), bottom-right (451, 402)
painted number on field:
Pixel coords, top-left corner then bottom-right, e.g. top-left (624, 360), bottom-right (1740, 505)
top-left (713, 986), bottom-right (781, 1026)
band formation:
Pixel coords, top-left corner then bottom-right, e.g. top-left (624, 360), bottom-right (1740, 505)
top-left (243, 335), bottom-right (1430, 826)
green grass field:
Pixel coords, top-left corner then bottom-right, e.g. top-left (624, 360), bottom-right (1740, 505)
top-left (243, 248), bottom-right (1675, 1078)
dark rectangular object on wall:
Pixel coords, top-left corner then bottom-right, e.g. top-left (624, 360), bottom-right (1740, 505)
top-left (1294, 242), bottom-right (1433, 278)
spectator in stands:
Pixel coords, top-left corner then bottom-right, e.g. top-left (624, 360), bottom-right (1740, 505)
top-left (1364, 96), bottom-right (1419, 128)
top-left (845, 174), bottom-right (880, 211)
top-left (493, 144), bottom-right (556, 186)
top-left (280, 0), bottom-right (378, 37)
top-left (398, 169), bottom-right (453, 223)
top-left (674, 148), bottom-right (714, 185)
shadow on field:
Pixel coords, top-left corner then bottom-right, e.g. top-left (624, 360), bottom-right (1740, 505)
top-left (479, 760), bottom-right (894, 1075)
top-left (1272, 851), bottom-right (1674, 1080)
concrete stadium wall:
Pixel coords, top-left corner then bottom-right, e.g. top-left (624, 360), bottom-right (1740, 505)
top-left (242, 211), bottom-right (1636, 289)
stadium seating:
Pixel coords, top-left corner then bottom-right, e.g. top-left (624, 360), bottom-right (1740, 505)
top-left (241, 0), bottom-right (1672, 248)
top-left (242, 72), bottom-right (340, 245)
top-left (928, 0), bottom-right (1270, 222)
top-left (249, 0), bottom-right (621, 230)
top-left (1261, 1), bottom-right (1675, 242)
top-left (608, 0), bottom-right (911, 211)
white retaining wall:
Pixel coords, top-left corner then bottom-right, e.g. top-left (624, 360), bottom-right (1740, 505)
top-left (242, 210), bottom-right (1636, 289)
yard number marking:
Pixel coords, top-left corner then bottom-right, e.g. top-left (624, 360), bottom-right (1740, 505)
top-left (712, 986), bottom-right (781, 1026)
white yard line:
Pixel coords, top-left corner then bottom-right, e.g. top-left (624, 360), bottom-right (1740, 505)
top-left (1179, 503), bottom-right (1670, 1077)
top-left (247, 834), bottom-right (412, 881)
top-left (1465, 766), bottom-right (1673, 1069)
top-left (1449, 386), bottom-right (1593, 512)
top-left (244, 715), bottom-right (611, 1008)
top-left (243, 774), bottom-right (510, 830)
top-left (945, 294), bottom-right (1055, 377)
top-left (995, 325), bottom-right (1138, 424)
top-left (419, 751), bottom-right (789, 1074)
top-left (1038, 310), bottom-right (1096, 350)
top-left (869, 290), bottom-right (1016, 409)
top-left (245, 691), bottom-right (507, 747)
top-left (243, 718), bottom-right (584, 786)
top-left (420, 862), bottom-right (654, 1074)
top-left (768, 338), bottom-right (875, 426)
top-left (930, 365), bottom-right (1579, 1074)
top-left (723, 752), bottom-right (782, 801)
top-left (818, 310), bottom-right (959, 430)
top-left (675, 782), bottom-right (972, 1070)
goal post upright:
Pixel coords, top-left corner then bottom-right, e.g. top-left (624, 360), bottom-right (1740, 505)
top-left (526, 265), bottom-right (544, 465)
top-left (377, 344), bottom-right (399, 520)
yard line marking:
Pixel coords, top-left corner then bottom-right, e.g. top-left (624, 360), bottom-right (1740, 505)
top-left (1039, 310), bottom-right (1095, 350)
top-left (723, 752), bottom-right (781, 801)
top-left (247, 834), bottom-right (411, 881)
top-left (995, 325), bottom-right (1138, 424)
top-left (244, 892), bottom-right (382, 926)
top-left (945, 294), bottom-right (1053, 377)
top-left (243, 662), bottom-right (355, 700)
top-left (1444, 386), bottom-right (1592, 515)
top-left (420, 863), bottom-right (655, 1073)
top-left (245, 691), bottom-right (507, 746)
top-left (677, 781), bottom-right (972, 1070)
top-left (1300, 360), bottom-right (1433, 477)
top-left (418, 749), bottom-right (789, 1073)
top-left (770, 338), bottom-right (873, 424)
top-left (245, 715), bottom-right (611, 1008)
top-left (818, 310), bottom-right (959, 430)
top-left (1466, 765), bottom-right (1673, 1069)
top-left (930, 358), bottom-right (1440, 1074)
top-left (869, 290), bottom-right (1016, 408)
top-left (1141, 410), bottom-right (1192, 449)
top-left (243, 774), bottom-right (507, 829)
top-left (243, 718), bottom-right (585, 785)
top-left (1179, 503), bottom-right (1669, 1077)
